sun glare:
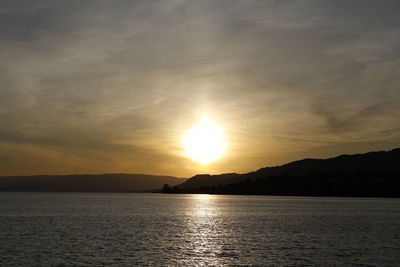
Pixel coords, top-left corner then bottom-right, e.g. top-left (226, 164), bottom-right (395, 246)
top-left (182, 117), bottom-right (227, 164)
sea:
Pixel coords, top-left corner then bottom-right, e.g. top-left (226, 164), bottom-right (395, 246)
top-left (0, 192), bottom-right (399, 266)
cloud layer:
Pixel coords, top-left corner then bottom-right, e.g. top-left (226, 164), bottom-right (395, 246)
top-left (1, 0), bottom-right (399, 176)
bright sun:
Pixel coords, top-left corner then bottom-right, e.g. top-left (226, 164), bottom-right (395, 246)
top-left (182, 117), bottom-right (227, 164)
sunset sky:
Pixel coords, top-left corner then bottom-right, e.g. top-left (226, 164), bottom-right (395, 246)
top-left (1, 0), bottom-right (399, 177)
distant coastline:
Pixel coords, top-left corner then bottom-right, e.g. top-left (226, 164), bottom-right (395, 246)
top-left (161, 148), bottom-right (400, 198)
top-left (0, 174), bottom-right (186, 193)
top-left (1, 149), bottom-right (399, 197)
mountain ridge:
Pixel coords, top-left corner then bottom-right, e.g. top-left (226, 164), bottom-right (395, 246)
top-left (171, 148), bottom-right (400, 197)
top-left (0, 173), bottom-right (186, 192)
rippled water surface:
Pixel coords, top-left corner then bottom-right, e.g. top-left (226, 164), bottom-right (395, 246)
top-left (0, 193), bottom-right (399, 266)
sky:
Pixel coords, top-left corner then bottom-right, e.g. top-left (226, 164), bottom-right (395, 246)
top-left (1, 0), bottom-right (399, 177)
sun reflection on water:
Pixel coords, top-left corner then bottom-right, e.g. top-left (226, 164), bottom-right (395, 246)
top-left (193, 194), bottom-right (212, 200)
top-left (192, 194), bottom-right (216, 217)
top-left (174, 194), bottom-right (236, 266)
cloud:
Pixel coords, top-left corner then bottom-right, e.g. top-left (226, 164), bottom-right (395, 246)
top-left (0, 0), bottom-right (399, 176)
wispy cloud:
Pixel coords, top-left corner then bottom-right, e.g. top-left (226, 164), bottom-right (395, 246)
top-left (0, 0), bottom-right (399, 176)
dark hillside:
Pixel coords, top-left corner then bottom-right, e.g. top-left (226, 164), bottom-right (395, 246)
top-left (170, 149), bottom-right (400, 197)
top-left (0, 174), bottom-right (186, 192)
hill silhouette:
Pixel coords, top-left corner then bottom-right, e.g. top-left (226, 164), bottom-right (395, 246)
top-left (164, 149), bottom-right (400, 197)
top-left (0, 174), bottom-right (186, 192)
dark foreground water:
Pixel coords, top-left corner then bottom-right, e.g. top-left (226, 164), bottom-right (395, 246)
top-left (0, 193), bottom-right (399, 266)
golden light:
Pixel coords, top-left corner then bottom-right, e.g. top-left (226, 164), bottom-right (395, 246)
top-left (182, 116), bottom-right (227, 164)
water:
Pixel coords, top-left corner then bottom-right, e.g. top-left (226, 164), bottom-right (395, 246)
top-left (0, 193), bottom-right (399, 266)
